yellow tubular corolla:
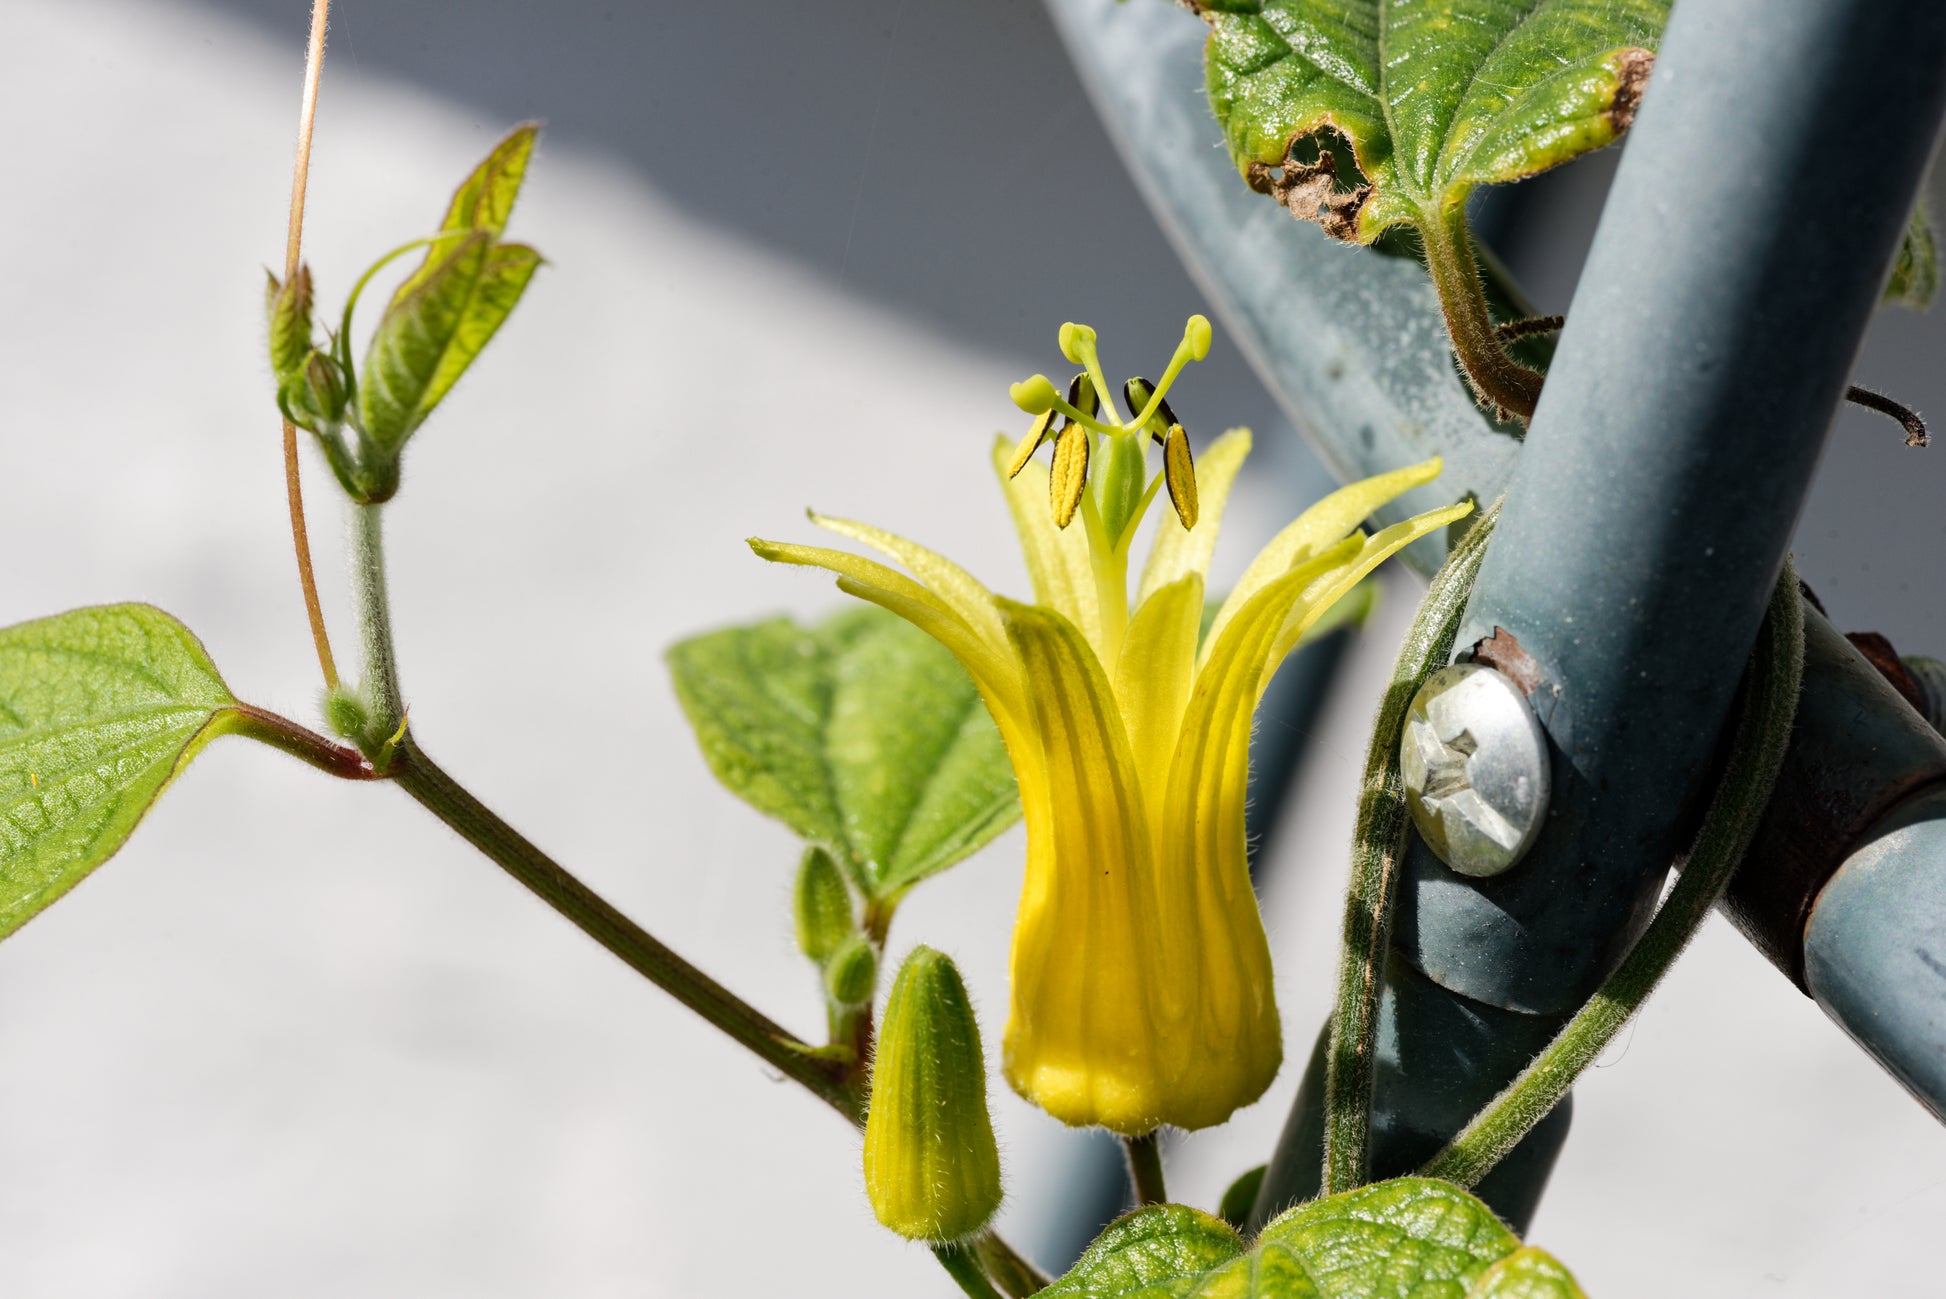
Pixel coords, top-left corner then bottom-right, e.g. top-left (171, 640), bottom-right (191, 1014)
top-left (752, 373), bottom-right (1467, 1135)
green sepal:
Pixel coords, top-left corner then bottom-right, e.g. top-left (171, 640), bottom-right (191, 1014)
top-left (1043, 1176), bottom-right (1587, 1297)
top-left (356, 233), bottom-right (542, 456)
top-left (822, 933), bottom-right (878, 1008)
top-left (863, 947), bottom-right (1001, 1243)
top-left (666, 607), bottom-right (1019, 901)
top-left (0, 604), bottom-right (237, 942)
top-left (793, 845), bottom-right (856, 964)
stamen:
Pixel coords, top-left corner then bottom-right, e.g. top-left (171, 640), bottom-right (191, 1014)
top-left (1006, 409), bottom-right (1057, 479)
top-left (1050, 423), bottom-right (1090, 528)
top-left (1122, 378), bottom-right (1180, 444)
top-left (1162, 424), bottom-right (1198, 529)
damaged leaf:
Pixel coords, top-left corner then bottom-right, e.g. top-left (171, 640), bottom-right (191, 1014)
top-left (1201, 0), bottom-right (1668, 245)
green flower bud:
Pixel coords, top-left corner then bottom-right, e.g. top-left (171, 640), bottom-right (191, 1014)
top-left (823, 933), bottom-right (878, 1008)
top-left (863, 947), bottom-right (1001, 1242)
top-left (322, 683), bottom-right (373, 744)
top-left (267, 265), bottom-right (316, 378)
top-left (793, 846), bottom-right (854, 965)
top-left (278, 349), bottom-right (350, 435)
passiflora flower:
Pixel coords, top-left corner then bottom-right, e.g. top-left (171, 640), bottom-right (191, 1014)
top-left (753, 318), bottom-right (1469, 1135)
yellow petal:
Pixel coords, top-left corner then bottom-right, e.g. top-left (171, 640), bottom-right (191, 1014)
top-left (1113, 572), bottom-right (1203, 835)
top-left (991, 436), bottom-right (1102, 647)
top-left (1137, 428), bottom-right (1251, 604)
top-left (1206, 457), bottom-right (1445, 653)
top-left (748, 538), bottom-right (1030, 744)
top-left (1258, 500), bottom-right (1474, 686)
top-left (1050, 424), bottom-right (1090, 529)
top-left (809, 512), bottom-right (1009, 657)
top-left (996, 599), bottom-right (1169, 1134)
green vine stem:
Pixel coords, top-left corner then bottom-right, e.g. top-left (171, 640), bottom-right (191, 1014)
top-left (1123, 1131), bottom-right (1168, 1207)
top-left (351, 501), bottom-right (407, 751)
top-left (1321, 502), bottom-right (1500, 1196)
top-left (1420, 208), bottom-right (1545, 424)
top-left (975, 1234), bottom-right (1052, 1296)
top-left (1420, 558), bottom-right (1805, 1188)
top-left (390, 737), bottom-right (864, 1120)
top-left (934, 1243), bottom-right (1009, 1299)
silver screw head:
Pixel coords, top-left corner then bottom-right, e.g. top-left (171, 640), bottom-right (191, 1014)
top-left (1400, 662), bottom-right (1550, 878)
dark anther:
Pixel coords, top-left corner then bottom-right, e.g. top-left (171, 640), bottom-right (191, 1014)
top-left (1123, 378), bottom-right (1179, 443)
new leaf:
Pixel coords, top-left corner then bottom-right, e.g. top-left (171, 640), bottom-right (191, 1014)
top-left (0, 605), bottom-right (237, 941)
top-left (667, 607), bottom-right (1020, 901)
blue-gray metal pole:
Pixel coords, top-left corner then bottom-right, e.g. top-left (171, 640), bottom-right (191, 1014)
top-left (1048, 0), bottom-right (1946, 1233)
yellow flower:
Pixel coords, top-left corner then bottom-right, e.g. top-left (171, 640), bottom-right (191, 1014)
top-left (752, 319), bottom-right (1469, 1134)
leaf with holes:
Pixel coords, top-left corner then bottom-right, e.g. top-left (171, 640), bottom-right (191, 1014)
top-left (1042, 1178), bottom-right (1586, 1297)
top-left (1200, 0), bottom-right (1667, 242)
top-left (667, 606), bottom-right (1019, 899)
top-left (0, 604), bottom-right (240, 941)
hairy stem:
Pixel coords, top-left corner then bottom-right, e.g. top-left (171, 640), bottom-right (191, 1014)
top-left (934, 1243), bottom-right (1008, 1299)
top-left (391, 738), bottom-right (862, 1120)
top-left (1320, 503), bottom-right (1499, 1196)
top-left (1419, 560), bottom-right (1805, 1188)
top-left (1123, 1131), bottom-right (1168, 1207)
top-left (351, 501), bottom-right (406, 751)
top-left (974, 1234), bottom-right (1051, 1297)
top-left (214, 702), bottom-right (376, 780)
top-left (1421, 209), bottom-right (1544, 424)
top-left (281, 0), bottom-right (338, 689)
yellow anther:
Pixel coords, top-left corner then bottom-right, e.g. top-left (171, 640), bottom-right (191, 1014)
top-left (1049, 423), bottom-right (1090, 529)
top-left (1163, 424), bottom-right (1198, 529)
top-left (1007, 409), bottom-right (1057, 479)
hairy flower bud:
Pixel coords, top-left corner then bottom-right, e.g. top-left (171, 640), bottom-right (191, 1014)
top-left (823, 934), bottom-right (878, 1008)
top-left (277, 349), bottom-right (350, 435)
top-left (792, 846), bottom-right (854, 966)
top-left (863, 947), bottom-right (1001, 1242)
top-left (266, 264), bottom-right (315, 379)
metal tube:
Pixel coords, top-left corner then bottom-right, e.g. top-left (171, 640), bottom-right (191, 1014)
top-left (1397, 0), bottom-right (1946, 1017)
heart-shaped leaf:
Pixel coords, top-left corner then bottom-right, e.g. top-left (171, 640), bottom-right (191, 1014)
top-left (0, 605), bottom-right (237, 941)
top-left (1043, 1177), bottom-right (1585, 1297)
top-left (1199, 0), bottom-right (1668, 243)
top-left (667, 606), bottom-right (1020, 899)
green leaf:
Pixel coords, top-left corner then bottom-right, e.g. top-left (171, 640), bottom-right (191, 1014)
top-left (0, 605), bottom-right (236, 941)
top-left (667, 606), bottom-right (1019, 899)
top-left (1044, 1178), bottom-right (1587, 1298)
top-left (389, 123), bottom-right (540, 310)
top-left (1200, 0), bottom-right (1668, 243)
top-left (1885, 201), bottom-right (1938, 308)
top-left (356, 234), bottom-right (541, 454)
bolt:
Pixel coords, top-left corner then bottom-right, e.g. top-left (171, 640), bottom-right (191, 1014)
top-left (1400, 662), bottom-right (1551, 878)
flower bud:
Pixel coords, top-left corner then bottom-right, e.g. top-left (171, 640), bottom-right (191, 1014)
top-left (863, 947), bottom-right (1001, 1242)
top-left (823, 934), bottom-right (878, 1008)
top-left (278, 349), bottom-right (350, 435)
top-left (792, 846), bottom-right (854, 965)
top-left (266, 265), bottom-right (315, 378)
